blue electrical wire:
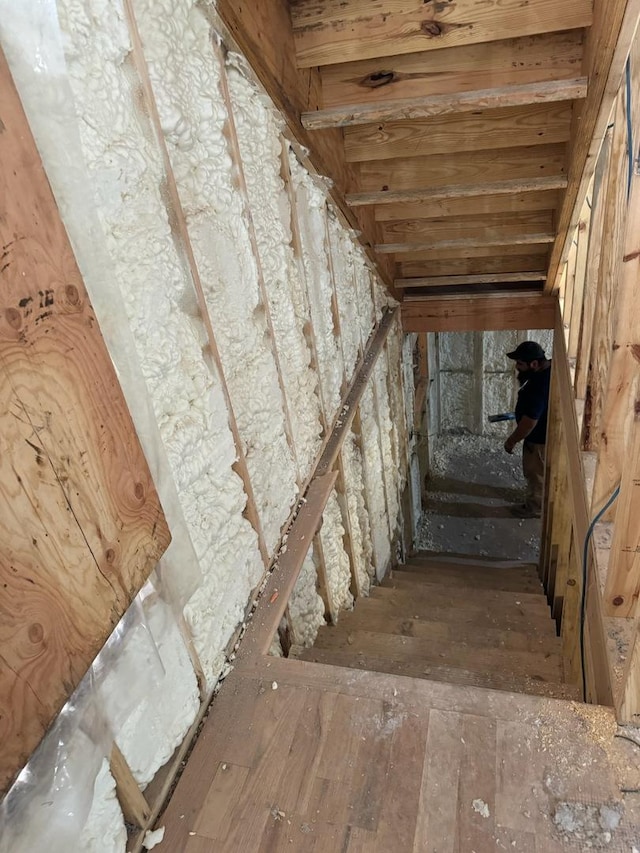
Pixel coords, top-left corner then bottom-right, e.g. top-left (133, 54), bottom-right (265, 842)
top-left (579, 485), bottom-right (620, 701)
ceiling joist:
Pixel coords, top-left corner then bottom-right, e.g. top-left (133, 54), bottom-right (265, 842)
top-left (346, 176), bottom-right (568, 207)
top-left (377, 234), bottom-right (556, 254)
top-left (395, 272), bottom-right (548, 289)
top-left (290, 0), bottom-right (593, 67)
top-left (302, 77), bottom-right (587, 129)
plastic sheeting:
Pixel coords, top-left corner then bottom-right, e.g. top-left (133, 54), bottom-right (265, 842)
top-left (0, 597), bottom-right (163, 853)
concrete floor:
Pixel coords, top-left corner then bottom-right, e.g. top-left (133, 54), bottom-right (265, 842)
top-left (416, 434), bottom-right (541, 563)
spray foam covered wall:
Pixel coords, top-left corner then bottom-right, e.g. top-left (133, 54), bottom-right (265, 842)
top-left (0, 1), bottom-right (409, 849)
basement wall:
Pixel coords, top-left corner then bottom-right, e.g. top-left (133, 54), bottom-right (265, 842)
top-left (428, 329), bottom-right (555, 441)
top-left (0, 3), bottom-right (409, 850)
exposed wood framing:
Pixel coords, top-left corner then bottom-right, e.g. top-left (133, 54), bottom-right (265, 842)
top-left (395, 272), bottom-right (546, 289)
top-left (214, 40), bottom-right (301, 483)
top-left (574, 129), bottom-right (611, 400)
top-left (568, 207), bottom-right (591, 359)
top-left (110, 745), bottom-right (151, 828)
top-left (0, 46), bottom-right (171, 795)
top-left (377, 234), bottom-right (555, 254)
top-left (123, 0), bottom-right (270, 567)
top-left (401, 292), bottom-right (556, 333)
top-left (546, 0), bottom-right (640, 291)
top-left (346, 176), bottom-right (568, 208)
top-left (290, 0), bottom-right (593, 67)
top-left (302, 78), bottom-right (587, 129)
top-left (321, 31), bottom-right (584, 107)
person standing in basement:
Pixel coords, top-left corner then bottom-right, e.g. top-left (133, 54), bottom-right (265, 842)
top-left (503, 342), bottom-right (552, 518)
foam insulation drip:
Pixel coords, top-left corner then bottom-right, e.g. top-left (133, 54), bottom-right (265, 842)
top-left (341, 433), bottom-right (375, 591)
top-left (288, 549), bottom-right (326, 646)
top-left (289, 152), bottom-right (344, 419)
top-left (226, 64), bottom-right (323, 478)
top-left (319, 490), bottom-right (354, 616)
top-left (327, 214), bottom-right (363, 379)
top-left (133, 0), bottom-right (297, 552)
top-left (359, 384), bottom-right (392, 578)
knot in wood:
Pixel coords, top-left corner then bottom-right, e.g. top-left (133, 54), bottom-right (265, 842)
top-left (5, 307), bottom-right (21, 329)
top-left (361, 71), bottom-right (395, 89)
top-left (421, 20), bottom-right (443, 37)
top-left (613, 596), bottom-right (625, 606)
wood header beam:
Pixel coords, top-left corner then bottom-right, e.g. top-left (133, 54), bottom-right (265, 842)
top-left (396, 272), bottom-right (546, 289)
top-left (401, 292), bottom-right (557, 332)
top-left (290, 0), bottom-right (593, 67)
top-left (347, 176), bottom-right (568, 207)
top-left (377, 234), bottom-right (555, 254)
top-left (302, 78), bottom-right (587, 129)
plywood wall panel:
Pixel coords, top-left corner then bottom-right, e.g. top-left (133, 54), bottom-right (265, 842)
top-left (0, 49), bottom-right (171, 794)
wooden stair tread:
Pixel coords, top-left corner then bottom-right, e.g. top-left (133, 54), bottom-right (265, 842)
top-left (411, 554), bottom-right (539, 573)
top-left (346, 591), bottom-right (556, 632)
top-left (333, 605), bottom-right (561, 652)
top-left (294, 646), bottom-right (580, 701)
top-left (375, 579), bottom-right (550, 612)
top-left (312, 628), bottom-right (563, 681)
top-left (391, 566), bottom-right (543, 593)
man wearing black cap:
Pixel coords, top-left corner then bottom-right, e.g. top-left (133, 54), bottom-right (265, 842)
top-left (504, 341), bottom-right (552, 518)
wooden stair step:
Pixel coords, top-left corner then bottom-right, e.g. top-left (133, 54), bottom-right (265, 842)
top-left (334, 603), bottom-right (561, 653)
top-left (367, 588), bottom-right (554, 632)
top-left (375, 579), bottom-right (550, 614)
top-left (293, 646), bottom-right (581, 702)
top-left (411, 554), bottom-right (539, 573)
top-left (391, 566), bottom-right (543, 594)
top-left (312, 628), bottom-right (564, 682)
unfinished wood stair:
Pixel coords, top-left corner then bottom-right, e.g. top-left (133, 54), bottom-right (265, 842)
top-left (294, 553), bottom-right (580, 700)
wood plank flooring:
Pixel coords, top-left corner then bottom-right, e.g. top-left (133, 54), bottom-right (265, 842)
top-left (157, 656), bottom-right (640, 851)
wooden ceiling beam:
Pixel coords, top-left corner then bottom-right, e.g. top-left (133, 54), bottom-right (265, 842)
top-left (378, 234), bottom-right (555, 254)
top-left (398, 244), bottom-right (551, 263)
top-left (302, 77), bottom-right (587, 129)
top-left (320, 31), bottom-right (584, 109)
top-left (346, 176), bottom-right (568, 207)
top-left (357, 144), bottom-right (568, 192)
top-left (290, 0), bottom-right (592, 67)
top-left (374, 190), bottom-right (561, 222)
top-left (547, 0), bottom-right (640, 291)
top-left (398, 254), bottom-right (549, 279)
top-left (401, 291), bottom-right (557, 332)
top-left (396, 272), bottom-right (547, 289)
top-left (381, 210), bottom-right (554, 243)
top-left (344, 103), bottom-right (572, 162)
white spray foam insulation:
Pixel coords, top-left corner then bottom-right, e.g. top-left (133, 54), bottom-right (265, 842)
top-left (440, 372), bottom-right (475, 433)
top-left (439, 331), bottom-right (474, 371)
top-left (226, 65), bottom-right (323, 478)
top-left (115, 596), bottom-right (200, 787)
top-left (327, 215), bottom-right (363, 380)
top-left (289, 153), bottom-right (344, 419)
top-left (79, 761), bottom-right (128, 853)
top-left (319, 490), bottom-right (354, 615)
top-left (372, 358), bottom-right (400, 533)
top-left (341, 434), bottom-right (374, 592)
top-left (359, 384), bottom-right (392, 577)
top-left (52, 0), bottom-right (264, 686)
top-left (355, 266), bottom-right (376, 344)
top-left (133, 0), bottom-right (297, 552)
top-left (288, 548), bottom-right (326, 646)
top-left (484, 330), bottom-right (519, 372)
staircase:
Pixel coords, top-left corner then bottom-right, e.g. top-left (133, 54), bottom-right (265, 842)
top-left (294, 552), bottom-right (580, 700)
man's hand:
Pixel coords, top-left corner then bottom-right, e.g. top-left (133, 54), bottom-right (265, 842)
top-left (504, 438), bottom-right (516, 454)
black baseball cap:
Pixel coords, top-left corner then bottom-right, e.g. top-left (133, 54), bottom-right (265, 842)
top-left (506, 341), bottom-right (546, 362)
